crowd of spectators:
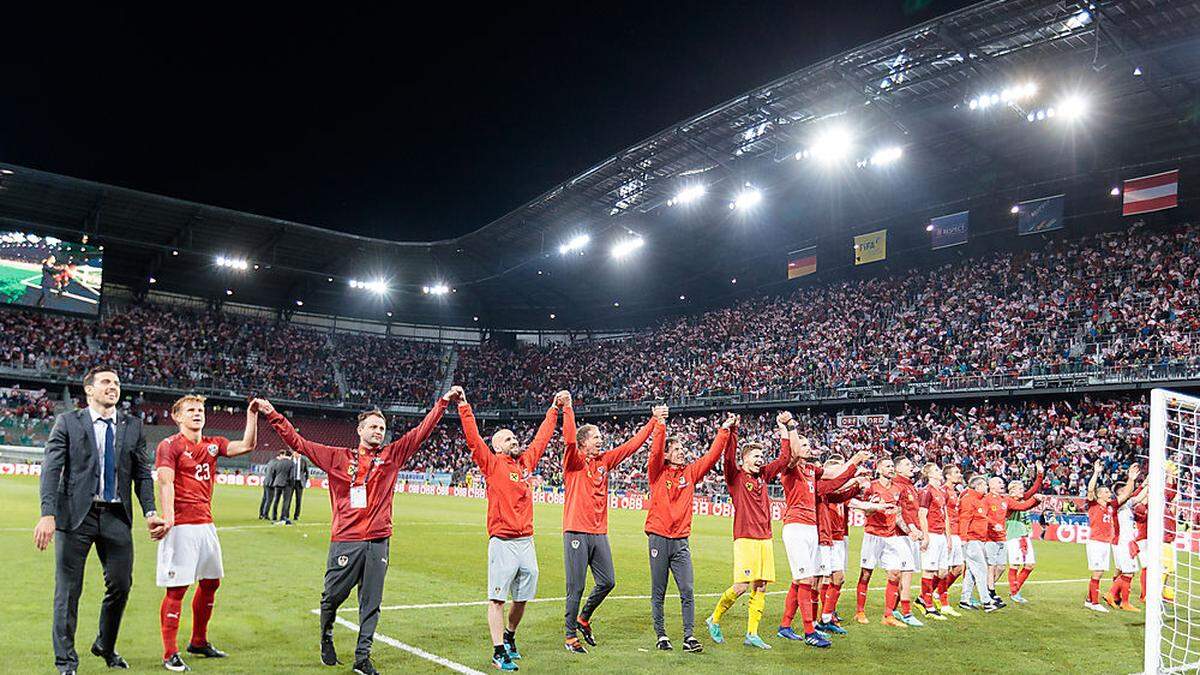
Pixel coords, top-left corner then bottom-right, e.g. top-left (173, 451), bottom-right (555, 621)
top-left (335, 333), bottom-right (446, 405)
top-left (457, 221), bottom-right (1200, 409)
top-left (0, 384), bottom-right (56, 446)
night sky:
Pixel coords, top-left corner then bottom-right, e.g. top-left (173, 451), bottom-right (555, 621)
top-left (3, 2), bottom-right (977, 241)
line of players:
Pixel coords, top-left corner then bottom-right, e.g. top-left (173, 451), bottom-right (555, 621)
top-left (149, 387), bottom-right (1168, 674)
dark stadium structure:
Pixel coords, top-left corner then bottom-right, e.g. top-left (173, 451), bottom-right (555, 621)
top-left (0, 0), bottom-right (1198, 422)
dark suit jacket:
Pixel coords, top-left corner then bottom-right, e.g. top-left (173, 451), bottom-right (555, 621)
top-left (269, 457), bottom-right (294, 488)
top-left (39, 408), bottom-right (156, 531)
top-left (290, 456), bottom-right (310, 486)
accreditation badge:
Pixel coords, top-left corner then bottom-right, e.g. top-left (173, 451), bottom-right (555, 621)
top-left (350, 485), bottom-right (367, 509)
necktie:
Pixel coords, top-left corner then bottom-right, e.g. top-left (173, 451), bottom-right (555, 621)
top-left (102, 419), bottom-right (116, 501)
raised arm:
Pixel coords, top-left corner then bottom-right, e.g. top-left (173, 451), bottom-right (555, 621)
top-left (605, 417), bottom-right (655, 469)
top-left (522, 402), bottom-right (561, 470)
top-left (386, 393), bottom-right (452, 469)
top-left (689, 426), bottom-right (731, 482)
top-left (1006, 494), bottom-right (1043, 513)
top-left (226, 403), bottom-right (260, 457)
top-left (258, 399), bottom-right (340, 471)
top-left (647, 419), bottom-right (666, 483)
top-left (1022, 461), bottom-right (1044, 499)
top-left (1116, 464), bottom-right (1141, 507)
top-left (34, 415), bottom-right (69, 550)
top-left (1086, 460), bottom-right (1101, 503)
top-left (456, 400), bottom-right (494, 473)
top-left (817, 454), bottom-right (869, 495)
top-left (562, 400), bottom-right (584, 472)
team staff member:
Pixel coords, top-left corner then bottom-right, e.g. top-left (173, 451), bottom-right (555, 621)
top-left (457, 390), bottom-right (564, 672)
top-left (35, 365), bottom-right (167, 675)
top-left (282, 451), bottom-right (310, 521)
top-left (560, 399), bottom-right (656, 653)
top-left (958, 475), bottom-right (994, 611)
top-left (258, 388), bottom-right (456, 675)
top-left (644, 410), bottom-right (731, 654)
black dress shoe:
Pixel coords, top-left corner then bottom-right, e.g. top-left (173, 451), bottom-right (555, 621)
top-left (187, 642), bottom-right (228, 658)
top-left (91, 643), bottom-right (129, 669)
top-left (321, 634), bottom-right (341, 666)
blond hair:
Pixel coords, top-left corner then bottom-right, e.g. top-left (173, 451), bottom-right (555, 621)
top-left (577, 424), bottom-right (599, 445)
top-left (171, 394), bottom-right (206, 417)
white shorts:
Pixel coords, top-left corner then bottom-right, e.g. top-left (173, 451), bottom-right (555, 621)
top-left (1114, 539), bottom-right (1140, 574)
top-left (862, 534), bottom-right (916, 572)
top-left (922, 533), bottom-right (948, 572)
top-left (1136, 539), bottom-right (1148, 567)
top-left (1086, 541), bottom-right (1112, 572)
top-left (984, 541), bottom-right (1006, 566)
top-left (488, 536), bottom-right (539, 602)
top-left (156, 523), bottom-right (223, 588)
top-left (860, 533), bottom-right (885, 570)
top-left (819, 539), bottom-right (849, 574)
top-left (783, 523), bottom-right (826, 579)
top-left (1006, 536), bottom-right (1036, 566)
top-left (948, 535), bottom-right (965, 567)
top-left (908, 537), bottom-right (922, 571)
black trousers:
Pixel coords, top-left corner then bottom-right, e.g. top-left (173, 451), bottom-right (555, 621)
top-left (319, 539), bottom-right (390, 661)
top-left (269, 486), bottom-right (287, 520)
top-left (259, 484), bottom-right (273, 518)
top-left (52, 503), bottom-right (134, 671)
top-left (281, 483), bottom-right (304, 519)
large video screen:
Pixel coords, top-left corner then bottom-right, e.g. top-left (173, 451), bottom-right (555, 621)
top-left (0, 230), bottom-right (103, 316)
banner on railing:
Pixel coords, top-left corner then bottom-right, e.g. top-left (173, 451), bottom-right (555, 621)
top-left (1017, 194), bottom-right (1065, 236)
top-left (929, 210), bottom-right (969, 250)
top-left (853, 229), bottom-right (887, 265)
top-left (837, 414), bottom-right (889, 428)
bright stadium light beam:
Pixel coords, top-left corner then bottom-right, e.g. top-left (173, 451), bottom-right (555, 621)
top-left (808, 126), bottom-right (853, 163)
top-left (730, 185), bottom-right (763, 210)
top-left (610, 236), bottom-right (645, 259)
top-left (558, 233), bottom-right (591, 255)
top-left (1058, 94), bottom-right (1088, 121)
top-left (869, 146), bottom-right (903, 167)
top-left (668, 184), bottom-right (706, 206)
top-left (422, 283), bottom-right (451, 296)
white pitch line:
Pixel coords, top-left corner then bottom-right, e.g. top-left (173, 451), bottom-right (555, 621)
top-left (342, 577), bottom-right (1091, 613)
top-left (312, 610), bottom-right (485, 675)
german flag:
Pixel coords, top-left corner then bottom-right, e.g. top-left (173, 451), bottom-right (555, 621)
top-left (787, 246), bottom-right (817, 279)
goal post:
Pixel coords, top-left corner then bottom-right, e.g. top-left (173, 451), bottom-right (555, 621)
top-left (1145, 388), bottom-right (1200, 674)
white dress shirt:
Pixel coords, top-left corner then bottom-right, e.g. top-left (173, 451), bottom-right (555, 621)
top-left (89, 407), bottom-right (121, 503)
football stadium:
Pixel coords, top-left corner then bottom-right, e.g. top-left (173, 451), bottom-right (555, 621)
top-left (3, 1), bottom-right (1200, 673)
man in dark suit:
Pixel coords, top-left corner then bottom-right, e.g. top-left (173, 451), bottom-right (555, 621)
top-left (258, 452), bottom-right (285, 520)
top-left (282, 451), bottom-right (310, 521)
top-left (269, 451), bottom-right (294, 523)
top-left (34, 365), bottom-right (167, 674)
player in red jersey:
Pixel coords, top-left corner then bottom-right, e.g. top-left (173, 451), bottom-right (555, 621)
top-left (1136, 467), bottom-right (1179, 603)
top-left (561, 401), bottom-right (656, 653)
top-left (1003, 462), bottom-right (1045, 604)
top-left (776, 413), bottom-right (868, 647)
top-left (154, 395), bottom-right (259, 672)
top-left (915, 463), bottom-right (950, 621)
top-left (983, 468), bottom-right (1043, 608)
top-left (644, 410), bottom-right (733, 654)
top-left (850, 458), bottom-right (913, 628)
top-left (1083, 461), bottom-right (1139, 612)
top-left (958, 475), bottom-right (995, 611)
top-left (937, 464), bottom-right (965, 615)
top-left (259, 388), bottom-right (453, 675)
top-left (887, 457), bottom-right (924, 626)
top-left (812, 459), bottom-right (870, 633)
top-left (705, 415), bottom-right (790, 650)
top-left (458, 389), bottom-right (565, 672)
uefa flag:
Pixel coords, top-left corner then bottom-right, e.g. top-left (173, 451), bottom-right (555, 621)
top-left (1017, 194), bottom-right (1065, 236)
top-left (854, 229), bottom-right (886, 265)
top-left (1123, 170), bottom-right (1179, 216)
top-left (787, 246), bottom-right (817, 279)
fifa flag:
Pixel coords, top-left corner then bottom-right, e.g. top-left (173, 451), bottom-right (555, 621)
top-left (853, 229), bottom-right (886, 265)
top-left (929, 210), bottom-right (969, 250)
top-left (787, 246), bottom-right (817, 279)
top-left (1017, 194), bottom-right (1065, 236)
top-left (1123, 169), bottom-right (1179, 216)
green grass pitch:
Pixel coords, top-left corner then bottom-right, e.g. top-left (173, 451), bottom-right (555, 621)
top-left (0, 476), bottom-right (1146, 673)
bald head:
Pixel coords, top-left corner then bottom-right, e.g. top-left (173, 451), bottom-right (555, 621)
top-left (491, 428), bottom-right (520, 456)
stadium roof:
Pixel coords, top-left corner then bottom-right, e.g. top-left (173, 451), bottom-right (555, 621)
top-left (2, 0), bottom-right (1198, 330)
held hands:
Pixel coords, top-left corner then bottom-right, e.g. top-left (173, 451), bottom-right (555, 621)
top-left (776, 411), bottom-right (794, 428)
top-left (33, 515), bottom-right (55, 551)
top-left (442, 386), bottom-right (465, 403)
top-left (554, 390), bottom-right (572, 409)
top-left (721, 413), bottom-right (740, 430)
top-left (1035, 460), bottom-right (1044, 474)
top-left (253, 398), bottom-right (276, 416)
top-left (147, 514), bottom-right (170, 541)
top-left (651, 405), bottom-right (669, 423)
top-left (1093, 459), bottom-right (1103, 474)
top-left (850, 450), bottom-right (872, 465)
top-left (1128, 463), bottom-right (1141, 481)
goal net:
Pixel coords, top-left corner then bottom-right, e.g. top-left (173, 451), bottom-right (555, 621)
top-left (1145, 389), bottom-right (1200, 674)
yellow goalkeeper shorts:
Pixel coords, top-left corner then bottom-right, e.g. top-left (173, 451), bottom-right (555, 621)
top-left (1163, 543), bottom-right (1177, 575)
top-left (732, 538), bottom-right (776, 583)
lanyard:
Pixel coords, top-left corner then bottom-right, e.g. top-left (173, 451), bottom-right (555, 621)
top-left (347, 449), bottom-right (380, 489)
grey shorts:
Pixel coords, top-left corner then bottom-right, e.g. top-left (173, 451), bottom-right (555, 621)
top-left (984, 541), bottom-right (1005, 565)
top-left (488, 536), bottom-right (539, 602)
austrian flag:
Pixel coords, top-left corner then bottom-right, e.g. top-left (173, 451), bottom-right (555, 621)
top-left (1122, 169), bottom-right (1179, 216)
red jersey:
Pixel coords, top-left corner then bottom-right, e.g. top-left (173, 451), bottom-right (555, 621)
top-left (1166, 483), bottom-right (1178, 544)
top-left (155, 433), bottom-right (230, 525)
top-left (1087, 498), bottom-right (1120, 544)
top-left (958, 489), bottom-right (988, 541)
top-left (817, 483), bottom-right (860, 545)
top-left (779, 439), bottom-right (858, 526)
top-left (918, 484), bottom-right (948, 535)
top-left (724, 430), bottom-right (788, 540)
top-left (991, 494), bottom-right (1039, 541)
top-left (644, 423), bottom-right (727, 539)
top-left (944, 484), bottom-right (961, 535)
top-left (862, 479), bottom-right (901, 537)
top-left (1133, 503), bottom-right (1148, 542)
top-left (562, 407), bottom-right (653, 534)
top-left (266, 399), bottom-right (446, 542)
top-left (893, 475), bottom-right (920, 532)
top-left (460, 402), bottom-right (557, 539)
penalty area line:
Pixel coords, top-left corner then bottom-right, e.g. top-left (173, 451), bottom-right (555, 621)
top-left (338, 577), bottom-right (1091, 613)
top-left (311, 609), bottom-right (485, 675)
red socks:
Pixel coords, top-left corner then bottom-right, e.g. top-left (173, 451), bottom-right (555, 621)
top-left (161, 586), bottom-right (188, 660)
top-left (1088, 578), bottom-right (1100, 604)
top-left (822, 583), bottom-right (842, 621)
top-left (1016, 567), bottom-right (1033, 592)
top-left (856, 574), bottom-right (870, 614)
top-left (798, 582), bottom-right (815, 634)
top-left (811, 583), bottom-right (821, 624)
top-left (191, 578), bottom-right (219, 647)
top-left (782, 581), bottom-right (800, 628)
top-left (1007, 568), bottom-right (1019, 595)
top-left (920, 577), bottom-right (934, 607)
top-left (884, 579), bottom-right (899, 618)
